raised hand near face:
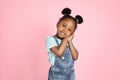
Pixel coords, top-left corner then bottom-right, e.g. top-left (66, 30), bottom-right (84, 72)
top-left (65, 33), bottom-right (74, 42)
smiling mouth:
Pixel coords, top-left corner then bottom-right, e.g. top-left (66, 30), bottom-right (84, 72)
top-left (59, 31), bottom-right (66, 36)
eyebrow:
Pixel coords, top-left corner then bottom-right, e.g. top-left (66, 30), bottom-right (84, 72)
top-left (69, 26), bottom-right (74, 31)
top-left (62, 22), bottom-right (74, 30)
top-left (62, 22), bottom-right (66, 25)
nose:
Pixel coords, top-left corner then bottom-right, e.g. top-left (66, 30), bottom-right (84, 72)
top-left (63, 28), bottom-right (67, 32)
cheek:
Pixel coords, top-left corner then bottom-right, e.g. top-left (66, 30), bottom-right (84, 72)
top-left (66, 32), bottom-right (72, 36)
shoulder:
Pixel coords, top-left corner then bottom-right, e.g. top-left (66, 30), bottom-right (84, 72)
top-left (46, 35), bottom-right (57, 46)
top-left (46, 36), bottom-right (55, 42)
top-left (46, 36), bottom-right (58, 52)
top-left (46, 36), bottom-right (54, 40)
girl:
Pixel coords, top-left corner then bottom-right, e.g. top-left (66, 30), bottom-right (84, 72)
top-left (46, 8), bottom-right (83, 80)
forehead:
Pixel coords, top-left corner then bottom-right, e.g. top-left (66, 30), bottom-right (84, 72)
top-left (60, 18), bottom-right (75, 27)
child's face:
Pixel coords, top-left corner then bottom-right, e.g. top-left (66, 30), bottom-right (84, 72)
top-left (56, 18), bottom-right (75, 39)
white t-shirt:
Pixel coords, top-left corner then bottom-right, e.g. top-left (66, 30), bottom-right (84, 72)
top-left (46, 36), bottom-right (62, 65)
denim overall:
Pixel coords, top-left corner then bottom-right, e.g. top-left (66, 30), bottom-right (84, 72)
top-left (48, 37), bottom-right (75, 80)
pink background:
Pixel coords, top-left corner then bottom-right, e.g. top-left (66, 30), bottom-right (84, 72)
top-left (0, 0), bottom-right (120, 80)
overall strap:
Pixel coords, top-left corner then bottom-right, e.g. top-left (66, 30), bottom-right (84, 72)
top-left (53, 36), bottom-right (59, 45)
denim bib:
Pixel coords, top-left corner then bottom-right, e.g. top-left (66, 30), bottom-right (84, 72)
top-left (53, 37), bottom-right (74, 69)
top-left (48, 37), bottom-right (75, 80)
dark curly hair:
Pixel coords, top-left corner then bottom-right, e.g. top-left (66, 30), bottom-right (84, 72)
top-left (58, 8), bottom-right (83, 29)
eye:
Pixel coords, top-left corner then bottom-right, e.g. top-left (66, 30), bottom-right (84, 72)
top-left (68, 29), bottom-right (72, 32)
top-left (62, 24), bottom-right (66, 27)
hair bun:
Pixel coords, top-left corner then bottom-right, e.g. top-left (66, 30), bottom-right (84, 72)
top-left (75, 15), bottom-right (83, 24)
top-left (62, 8), bottom-right (71, 15)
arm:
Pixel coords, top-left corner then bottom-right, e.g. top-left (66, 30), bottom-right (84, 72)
top-left (67, 34), bottom-right (79, 60)
top-left (50, 38), bottom-right (68, 58)
top-left (68, 41), bottom-right (79, 60)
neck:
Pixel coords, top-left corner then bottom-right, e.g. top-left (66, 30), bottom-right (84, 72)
top-left (54, 34), bottom-right (63, 40)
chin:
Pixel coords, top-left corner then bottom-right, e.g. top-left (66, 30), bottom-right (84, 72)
top-left (58, 36), bottom-right (64, 39)
top-left (57, 34), bottom-right (68, 39)
top-left (57, 35), bottom-right (65, 39)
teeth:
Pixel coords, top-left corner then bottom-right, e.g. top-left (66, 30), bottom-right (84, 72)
top-left (59, 31), bottom-right (66, 36)
top-left (60, 32), bottom-right (65, 36)
top-left (61, 32), bottom-right (64, 35)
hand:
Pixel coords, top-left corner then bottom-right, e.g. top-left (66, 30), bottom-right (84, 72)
top-left (67, 33), bottom-right (74, 42)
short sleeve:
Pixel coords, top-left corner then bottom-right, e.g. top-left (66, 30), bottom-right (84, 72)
top-left (46, 36), bottom-right (58, 52)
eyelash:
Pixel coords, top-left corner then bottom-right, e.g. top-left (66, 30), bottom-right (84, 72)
top-left (62, 24), bottom-right (72, 32)
top-left (68, 29), bottom-right (72, 32)
top-left (63, 24), bottom-right (66, 27)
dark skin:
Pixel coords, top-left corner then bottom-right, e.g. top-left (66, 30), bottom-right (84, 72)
top-left (50, 18), bottom-right (79, 60)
